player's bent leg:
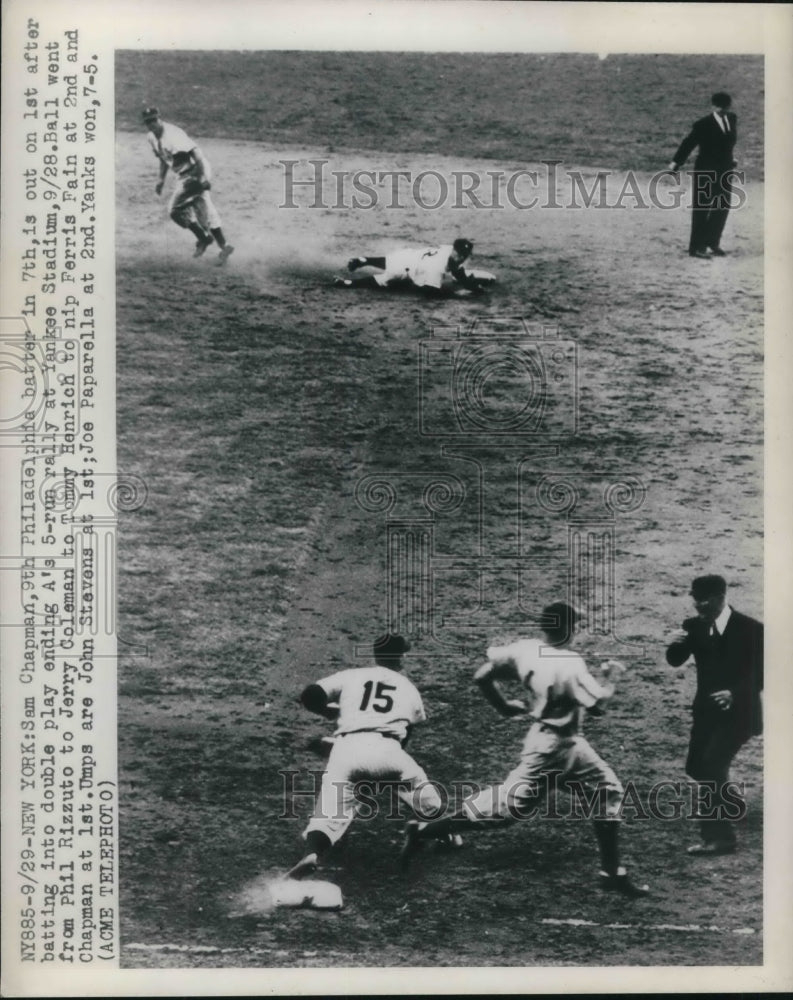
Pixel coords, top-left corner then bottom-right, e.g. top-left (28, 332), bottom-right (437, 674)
top-left (169, 195), bottom-right (212, 249)
top-left (286, 829), bottom-right (331, 880)
top-left (168, 186), bottom-right (211, 246)
top-left (396, 759), bottom-right (448, 822)
top-left (500, 764), bottom-right (546, 821)
top-left (168, 197), bottom-right (198, 230)
top-left (593, 820), bottom-right (649, 897)
top-left (195, 197), bottom-right (233, 264)
top-left (216, 241), bottom-right (235, 266)
top-left (421, 783), bottom-right (518, 833)
top-left (399, 787), bottom-right (516, 870)
top-left (400, 774), bottom-right (443, 819)
top-left (564, 738), bottom-right (648, 896)
top-left (197, 193), bottom-right (222, 233)
top-left (294, 768), bottom-right (358, 869)
top-left (333, 274), bottom-right (381, 289)
top-left (398, 776), bottom-right (463, 869)
top-left (399, 815), bottom-right (462, 869)
top-left (564, 738), bottom-right (624, 807)
top-left (348, 256), bottom-right (386, 271)
top-left (592, 818), bottom-right (621, 875)
top-left (408, 779), bottom-right (465, 851)
top-left (192, 232), bottom-right (215, 256)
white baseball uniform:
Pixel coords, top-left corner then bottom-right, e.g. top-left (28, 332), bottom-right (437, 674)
top-left (464, 639), bottom-right (624, 821)
top-left (374, 245), bottom-right (456, 289)
top-left (147, 121), bottom-right (222, 230)
top-left (304, 666), bottom-right (442, 844)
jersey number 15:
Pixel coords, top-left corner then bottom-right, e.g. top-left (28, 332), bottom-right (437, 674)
top-left (359, 680), bottom-right (397, 713)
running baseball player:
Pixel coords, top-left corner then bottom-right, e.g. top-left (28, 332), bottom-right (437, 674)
top-left (142, 107), bottom-right (234, 265)
top-left (287, 634), bottom-right (459, 880)
top-left (333, 238), bottom-right (493, 294)
top-left (400, 603), bottom-right (649, 898)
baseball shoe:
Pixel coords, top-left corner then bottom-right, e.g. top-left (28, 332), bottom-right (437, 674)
top-left (193, 235), bottom-right (214, 258)
top-left (599, 872), bottom-right (650, 898)
top-left (709, 247), bottom-right (727, 257)
top-left (688, 250), bottom-right (711, 259)
top-left (434, 832), bottom-right (464, 851)
top-left (333, 277), bottom-right (353, 288)
top-left (285, 853), bottom-right (318, 880)
top-left (686, 841), bottom-right (736, 856)
top-left (216, 244), bottom-right (235, 266)
top-left (399, 820), bottom-right (426, 870)
top-left (347, 257), bottom-right (367, 271)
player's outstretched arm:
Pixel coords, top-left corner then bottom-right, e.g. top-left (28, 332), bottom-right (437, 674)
top-left (448, 260), bottom-right (487, 293)
top-left (473, 660), bottom-right (527, 717)
top-left (155, 158), bottom-right (168, 195)
top-left (579, 661), bottom-right (617, 715)
top-left (299, 683), bottom-right (340, 720)
top-left (599, 659), bottom-right (627, 683)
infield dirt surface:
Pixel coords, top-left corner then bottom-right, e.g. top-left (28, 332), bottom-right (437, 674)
top-left (115, 52), bottom-right (763, 968)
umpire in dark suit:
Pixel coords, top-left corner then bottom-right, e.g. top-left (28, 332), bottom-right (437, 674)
top-left (666, 574), bottom-right (763, 855)
top-left (669, 92), bottom-right (738, 258)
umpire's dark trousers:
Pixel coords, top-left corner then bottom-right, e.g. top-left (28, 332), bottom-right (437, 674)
top-left (689, 169), bottom-right (734, 254)
top-left (685, 721), bottom-right (744, 845)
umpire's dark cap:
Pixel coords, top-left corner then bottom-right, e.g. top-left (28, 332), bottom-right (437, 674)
top-left (142, 107), bottom-right (161, 122)
top-left (711, 92), bottom-right (732, 109)
top-left (373, 634), bottom-right (411, 657)
top-left (690, 574), bottom-right (727, 598)
top-left (453, 238), bottom-right (474, 256)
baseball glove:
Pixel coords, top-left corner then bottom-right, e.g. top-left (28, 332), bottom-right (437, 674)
top-left (183, 177), bottom-right (211, 197)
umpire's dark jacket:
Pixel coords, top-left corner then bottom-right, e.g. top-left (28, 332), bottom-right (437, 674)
top-left (672, 111), bottom-right (737, 171)
top-left (666, 608), bottom-right (763, 750)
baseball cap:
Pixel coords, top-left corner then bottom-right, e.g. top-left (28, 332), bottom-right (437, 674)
top-left (690, 574), bottom-right (727, 599)
top-left (141, 107), bottom-right (160, 122)
top-left (540, 602), bottom-right (581, 637)
top-left (373, 634), bottom-right (411, 657)
top-left (453, 238), bottom-right (474, 255)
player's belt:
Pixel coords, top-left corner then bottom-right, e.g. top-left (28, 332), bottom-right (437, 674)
top-left (536, 720), bottom-right (576, 736)
top-left (338, 729), bottom-right (402, 742)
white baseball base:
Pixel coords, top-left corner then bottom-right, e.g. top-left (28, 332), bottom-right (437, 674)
top-left (270, 878), bottom-right (344, 910)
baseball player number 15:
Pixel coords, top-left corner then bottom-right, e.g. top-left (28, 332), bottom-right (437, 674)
top-left (359, 680), bottom-right (397, 712)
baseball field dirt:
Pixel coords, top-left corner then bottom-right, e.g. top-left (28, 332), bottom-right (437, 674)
top-left (115, 51), bottom-right (764, 969)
